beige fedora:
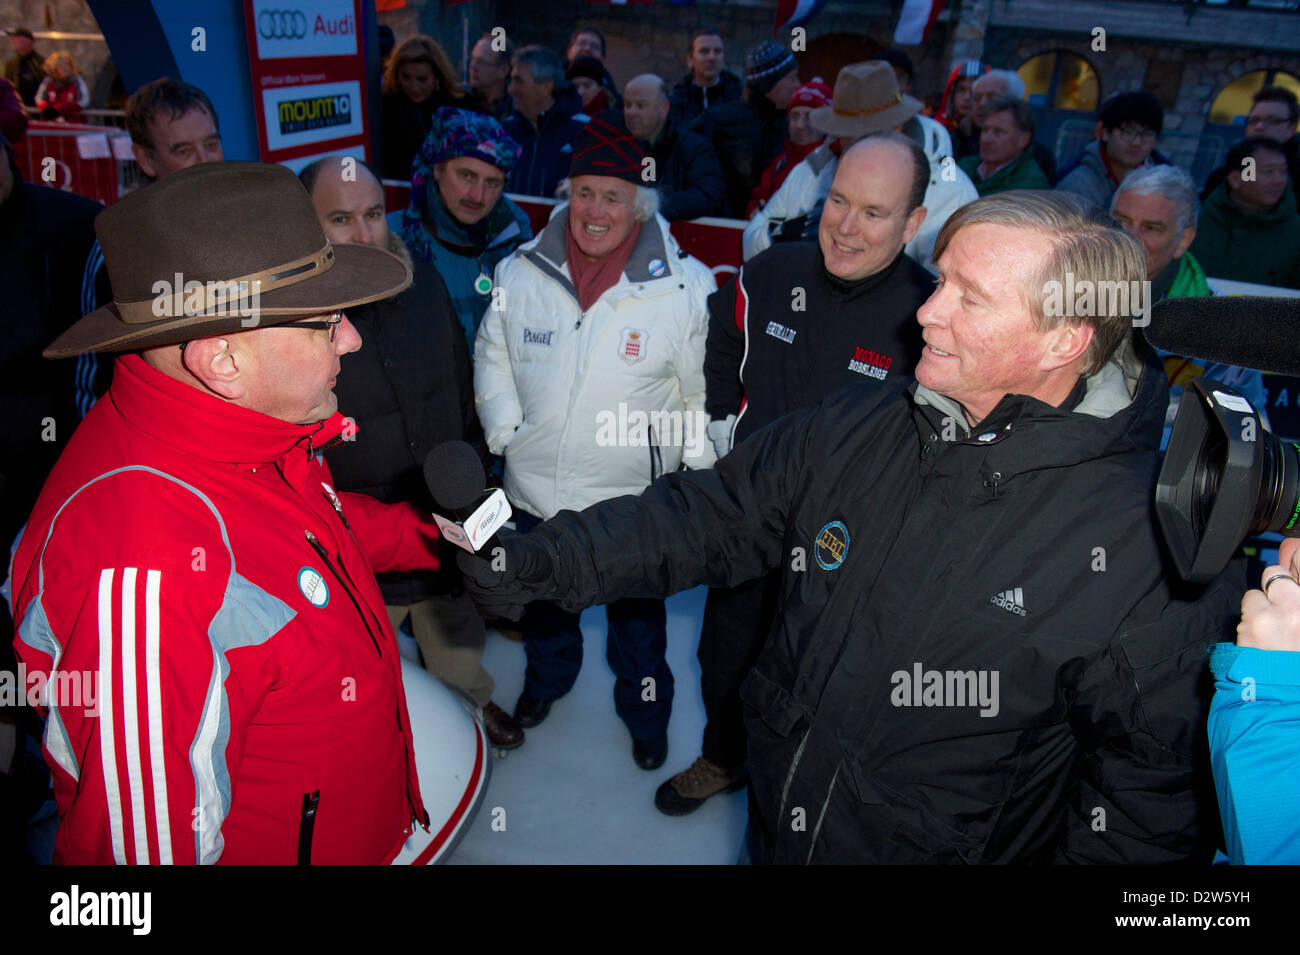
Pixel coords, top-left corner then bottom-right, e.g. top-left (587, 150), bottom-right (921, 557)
top-left (44, 161), bottom-right (412, 357)
top-left (810, 60), bottom-right (923, 139)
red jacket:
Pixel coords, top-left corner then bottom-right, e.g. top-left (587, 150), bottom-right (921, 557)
top-left (745, 137), bottom-right (824, 217)
top-left (34, 75), bottom-right (87, 123)
top-left (12, 354), bottom-right (439, 864)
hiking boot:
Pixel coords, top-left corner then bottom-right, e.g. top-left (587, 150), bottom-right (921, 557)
top-left (654, 756), bottom-right (746, 816)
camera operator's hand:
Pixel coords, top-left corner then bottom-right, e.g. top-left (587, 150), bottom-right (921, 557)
top-left (456, 529), bottom-right (558, 622)
top-left (1238, 537), bottom-right (1300, 652)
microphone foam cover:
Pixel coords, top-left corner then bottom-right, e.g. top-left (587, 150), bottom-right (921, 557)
top-left (1145, 296), bottom-right (1300, 376)
top-left (424, 441), bottom-right (486, 511)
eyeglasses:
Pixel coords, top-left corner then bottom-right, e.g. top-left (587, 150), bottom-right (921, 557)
top-left (1112, 124), bottom-right (1158, 143)
top-left (271, 312), bottom-right (345, 342)
top-left (178, 312), bottom-right (344, 353)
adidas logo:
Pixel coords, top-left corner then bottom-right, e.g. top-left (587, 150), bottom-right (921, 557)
top-left (990, 588), bottom-right (1027, 616)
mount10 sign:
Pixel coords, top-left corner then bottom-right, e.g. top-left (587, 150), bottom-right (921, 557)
top-left (243, 0), bottom-right (369, 167)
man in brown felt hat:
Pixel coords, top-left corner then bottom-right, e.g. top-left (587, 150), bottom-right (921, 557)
top-left (10, 161), bottom-right (442, 864)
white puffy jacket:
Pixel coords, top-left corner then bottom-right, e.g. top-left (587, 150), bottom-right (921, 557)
top-left (742, 115), bottom-right (978, 272)
top-left (474, 206), bottom-right (716, 520)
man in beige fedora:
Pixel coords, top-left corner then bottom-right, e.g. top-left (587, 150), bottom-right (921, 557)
top-left (10, 161), bottom-right (443, 864)
top-left (743, 59), bottom-right (977, 271)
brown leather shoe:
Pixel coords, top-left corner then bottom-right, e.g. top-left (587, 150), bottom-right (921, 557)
top-left (482, 701), bottom-right (524, 749)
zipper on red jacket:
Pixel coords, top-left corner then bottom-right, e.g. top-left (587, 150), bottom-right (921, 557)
top-left (321, 488), bottom-right (352, 531)
top-left (305, 528), bottom-right (425, 837)
top-left (303, 530), bottom-right (383, 658)
top-left (298, 790), bottom-right (319, 865)
top-left (285, 461), bottom-right (424, 830)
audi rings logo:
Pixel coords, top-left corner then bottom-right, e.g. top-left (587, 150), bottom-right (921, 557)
top-left (259, 9), bottom-right (308, 39)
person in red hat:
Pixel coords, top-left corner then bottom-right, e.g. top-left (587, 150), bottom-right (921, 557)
top-left (745, 77), bottom-right (830, 217)
top-left (474, 113), bottom-right (716, 770)
top-left (10, 161), bottom-right (440, 864)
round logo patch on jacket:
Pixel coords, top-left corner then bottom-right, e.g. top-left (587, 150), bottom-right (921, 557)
top-left (298, 567), bottom-right (330, 608)
top-left (815, 521), bottom-right (850, 570)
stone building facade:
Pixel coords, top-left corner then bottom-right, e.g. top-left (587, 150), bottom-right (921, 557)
top-left (386, 0), bottom-right (1298, 144)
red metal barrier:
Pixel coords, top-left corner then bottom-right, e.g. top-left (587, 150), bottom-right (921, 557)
top-left (9, 120), bottom-right (134, 206)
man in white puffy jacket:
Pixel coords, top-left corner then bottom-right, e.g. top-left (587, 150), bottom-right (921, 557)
top-left (474, 114), bottom-right (715, 769)
top-left (743, 60), bottom-right (977, 271)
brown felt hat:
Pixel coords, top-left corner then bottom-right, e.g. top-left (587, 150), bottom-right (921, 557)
top-left (44, 161), bottom-right (412, 357)
top-left (809, 60), bottom-right (922, 139)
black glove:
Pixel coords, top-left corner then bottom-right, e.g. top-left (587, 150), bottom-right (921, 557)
top-left (773, 198), bottom-right (825, 244)
top-left (456, 529), bottom-right (558, 621)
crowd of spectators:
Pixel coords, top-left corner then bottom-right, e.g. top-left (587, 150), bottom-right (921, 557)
top-left (369, 25), bottom-right (1300, 295)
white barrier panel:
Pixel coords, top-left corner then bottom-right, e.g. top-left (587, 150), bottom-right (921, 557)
top-left (391, 659), bottom-right (491, 865)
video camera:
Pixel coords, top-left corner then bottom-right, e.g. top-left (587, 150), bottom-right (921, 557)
top-left (1148, 296), bottom-right (1300, 582)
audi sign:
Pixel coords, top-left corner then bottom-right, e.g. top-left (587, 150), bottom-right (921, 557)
top-left (258, 10), bottom-right (308, 40)
top-left (250, 0), bottom-right (357, 59)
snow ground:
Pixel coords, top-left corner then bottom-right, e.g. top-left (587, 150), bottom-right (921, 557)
top-left (432, 585), bottom-right (750, 865)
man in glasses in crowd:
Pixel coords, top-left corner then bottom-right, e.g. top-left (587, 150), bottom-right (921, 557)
top-left (1056, 90), bottom-right (1167, 210)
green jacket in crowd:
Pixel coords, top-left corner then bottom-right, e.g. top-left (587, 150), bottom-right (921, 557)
top-left (958, 148), bottom-right (1051, 197)
top-left (1189, 181), bottom-right (1300, 290)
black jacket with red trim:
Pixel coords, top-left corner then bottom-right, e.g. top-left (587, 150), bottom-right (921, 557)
top-left (704, 242), bottom-right (932, 445)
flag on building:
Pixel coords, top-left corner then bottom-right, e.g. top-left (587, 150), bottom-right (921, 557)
top-left (893, 0), bottom-right (946, 45)
top-left (774, 0), bottom-right (829, 35)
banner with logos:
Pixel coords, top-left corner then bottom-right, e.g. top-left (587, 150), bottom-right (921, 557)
top-left (243, 0), bottom-right (370, 166)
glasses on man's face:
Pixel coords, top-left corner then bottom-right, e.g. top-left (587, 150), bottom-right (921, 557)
top-left (177, 313), bottom-right (344, 354)
top-left (275, 312), bottom-right (344, 342)
top-left (1247, 115), bottom-right (1294, 129)
top-left (1112, 124), bottom-right (1158, 143)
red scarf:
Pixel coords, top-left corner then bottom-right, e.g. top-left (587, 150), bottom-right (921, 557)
top-left (565, 219), bottom-right (642, 312)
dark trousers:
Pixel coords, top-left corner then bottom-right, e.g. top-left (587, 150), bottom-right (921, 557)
top-left (515, 510), bottom-right (673, 740)
top-left (698, 570), bottom-right (780, 771)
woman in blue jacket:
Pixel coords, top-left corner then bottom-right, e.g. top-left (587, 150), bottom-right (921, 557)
top-left (1209, 535), bottom-right (1300, 863)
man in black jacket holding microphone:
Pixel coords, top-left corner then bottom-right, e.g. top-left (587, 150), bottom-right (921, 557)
top-left (459, 191), bottom-right (1243, 863)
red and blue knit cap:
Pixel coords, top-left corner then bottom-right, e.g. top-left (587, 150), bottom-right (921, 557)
top-left (568, 110), bottom-right (646, 185)
top-left (422, 106), bottom-right (521, 175)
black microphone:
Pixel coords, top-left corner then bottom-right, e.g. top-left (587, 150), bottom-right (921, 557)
top-left (423, 442), bottom-right (512, 554)
top-left (1145, 296), bottom-right (1300, 376)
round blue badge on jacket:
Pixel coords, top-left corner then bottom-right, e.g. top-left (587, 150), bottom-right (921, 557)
top-left (298, 567), bottom-right (330, 608)
top-left (815, 521), bottom-right (850, 570)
